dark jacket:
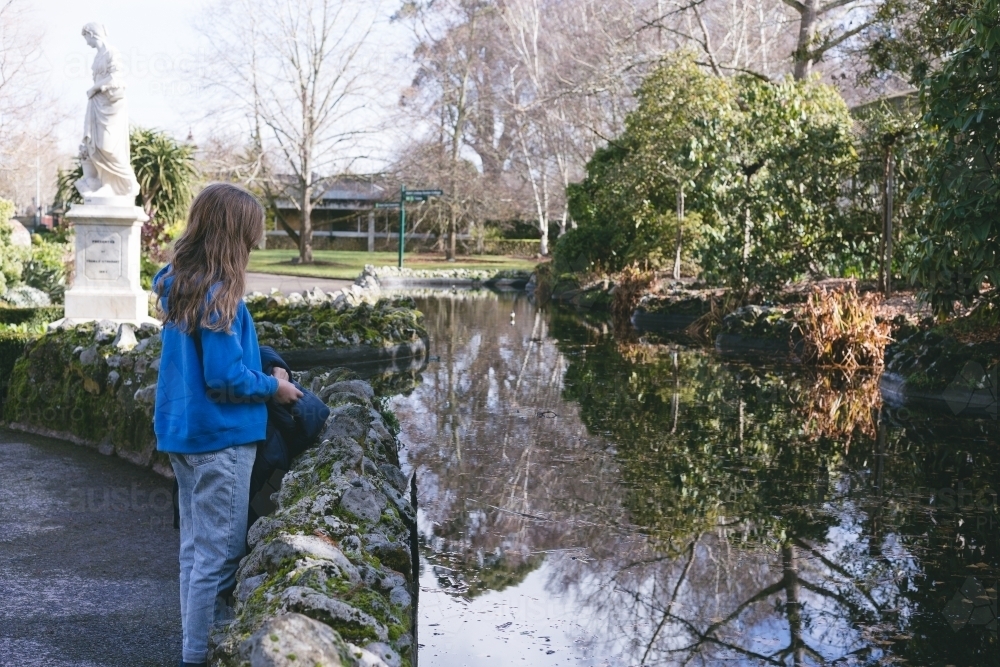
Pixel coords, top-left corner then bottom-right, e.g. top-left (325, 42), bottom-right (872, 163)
top-left (172, 345), bottom-right (331, 529)
top-left (249, 346), bottom-right (331, 519)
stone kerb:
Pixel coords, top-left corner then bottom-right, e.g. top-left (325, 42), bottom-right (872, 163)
top-left (360, 264), bottom-right (531, 290)
top-left (210, 366), bottom-right (416, 667)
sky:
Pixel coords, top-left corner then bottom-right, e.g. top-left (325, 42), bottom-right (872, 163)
top-left (35, 0), bottom-right (415, 167)
top-left (38, 0), bottom-right (208, 149)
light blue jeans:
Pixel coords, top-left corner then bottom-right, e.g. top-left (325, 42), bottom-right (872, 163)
top-left (170, 443), bottom-right (256, 664)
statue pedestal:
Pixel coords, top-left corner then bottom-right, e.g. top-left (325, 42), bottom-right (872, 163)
top-left (61, 202), bottom-right (158, 325)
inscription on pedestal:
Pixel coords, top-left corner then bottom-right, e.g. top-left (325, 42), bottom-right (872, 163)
top-left (84, 231), bottom-right (122, 281)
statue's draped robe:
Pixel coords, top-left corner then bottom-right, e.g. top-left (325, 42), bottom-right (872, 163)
top-left (83, 47), bottom-right (139, 196)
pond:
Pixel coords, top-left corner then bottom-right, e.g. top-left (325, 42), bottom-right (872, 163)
top-left (388, 290), bottom-right (1000, 667)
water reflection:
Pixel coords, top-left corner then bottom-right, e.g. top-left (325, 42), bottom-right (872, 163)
top-left (392, 292), bottom-right (1000, 666)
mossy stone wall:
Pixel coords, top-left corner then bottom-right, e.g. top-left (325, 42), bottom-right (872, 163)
top-left (2, 320), bottom-right (169, 473)
top-left (211, 367), bottom-right (416, 667)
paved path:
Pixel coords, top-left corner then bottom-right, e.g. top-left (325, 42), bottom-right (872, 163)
top-left (245, 272), bottom-right (353, 295)
top-left (0, 427), bottom-right (180, 666)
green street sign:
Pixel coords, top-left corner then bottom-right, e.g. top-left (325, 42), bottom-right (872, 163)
top-left (394, 185), bottom-right (443, 268)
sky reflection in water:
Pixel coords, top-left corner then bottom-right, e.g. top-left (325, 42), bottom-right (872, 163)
top-left (389, 291), bottom-right (1000, 666)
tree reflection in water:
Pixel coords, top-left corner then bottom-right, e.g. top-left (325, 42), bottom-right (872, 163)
top-left (392, 292), bottom-right (1000, 666)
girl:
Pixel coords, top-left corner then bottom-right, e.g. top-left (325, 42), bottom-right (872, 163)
top-left (153, 183), bottom-right (301, 667)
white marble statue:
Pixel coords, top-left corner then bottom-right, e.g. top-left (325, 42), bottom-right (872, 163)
top-left (76, 22), bottom-right (140, 201)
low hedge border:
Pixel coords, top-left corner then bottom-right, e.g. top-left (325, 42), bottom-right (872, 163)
top-left (0, 330), bottom-right (39, 409)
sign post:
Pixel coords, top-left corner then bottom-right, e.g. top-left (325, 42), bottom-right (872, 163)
top-left (399, 185), bottom-right (406, 268)
top-left (376, 186), bottom-right (444, 269)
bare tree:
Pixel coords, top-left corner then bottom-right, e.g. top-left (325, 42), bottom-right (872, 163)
top-left (0, 0), bottom-right (66, 214)
top-left (646, 0), bottom-right (878, 81)
top-left (402, 0), bottom-right (501, 259)
top-left (195, 0), bottom-right (390, 263)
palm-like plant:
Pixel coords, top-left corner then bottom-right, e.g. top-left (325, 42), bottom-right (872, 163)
top-left (55, 127), bottom-right (197, 260)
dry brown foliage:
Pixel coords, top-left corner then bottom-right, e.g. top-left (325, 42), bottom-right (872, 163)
top-left (684, 293), bottom-right (737, 343)
top-left (797, 285), bottom-right (892, 370)
top-left (797, 372), bottom-right (881, 446)
top-left (611, 265), bottom-right (655, 340)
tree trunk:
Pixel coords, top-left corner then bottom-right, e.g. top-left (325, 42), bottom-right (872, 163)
top-left (792, 0), bottom-right (818, 80)
top-left (782, 544), bottom-right (805, 666)
top-left (446, 207), bottom-right (457, 261)
top-left (299, 174), bottom-right (314, 264)
top-left (367, 211), bottom-right (375, 253)
top-left (673, 186), bottom-right (684, 281)
top-left (742, 208), bottom-right (752, 287)
top-left (881, 150), bottom-right (895, 296)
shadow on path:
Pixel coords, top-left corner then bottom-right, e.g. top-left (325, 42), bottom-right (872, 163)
top-left (0, 427), bottom-right (180, 666)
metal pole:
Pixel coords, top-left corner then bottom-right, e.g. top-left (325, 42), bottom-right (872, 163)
top-left (398, 184), bottom-right (406, 268)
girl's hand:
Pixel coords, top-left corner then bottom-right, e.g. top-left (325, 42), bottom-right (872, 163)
top-left (273, 378), bottom-right (303, 405)
top-left (271, 367), bottom-right (289, 382)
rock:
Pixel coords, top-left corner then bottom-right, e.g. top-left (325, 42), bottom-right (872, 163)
top-left (266, 294), bottom-right (287, 308)
top-left (94, 319), bottom-right (117, 344)
top-left (247, 516), bottom-right (285, 548)
top-left (340, 486), bottom-right (387, 524)
top-left (322, 404), bottom-right (371, 441)
top-left (78, 345), bottom-right (100, 366)
top-left (287, 292), bottom-right (306, 308)
top-left (133, 384), bottom-right (157, 405)
top-left (323, 515), bottom-right (349, 534)
top-left (113, 323), bottom-right (138, 351)
top-left (305, 287), bottom-right (328, 307)
top-left (238, 613), bottom-right (354, 667)
top-left (340, 535), bottom-right (361, 552)
top-left (379, 464), bottom-right (408, 494)
top-left (246, 533), bottom-right (360, 583)
top-left (106, 370), bottom-right (121, 389)
top-left (280, 586), bottom-right (388, 642)
top-left (378, 572), bottom-right (406, 591)
top-left (235, 573), bottom-right (267, 602)
top-left (363, 642), bottom-right (401, 667)
top-left (316, 437), bottom-right (364, 469)
top-left (320, 380), bottom-right (375, 403)
top-left (138, 321), bottom-right (161, 337)
top-left (388, 586), bottom-right (411, 609)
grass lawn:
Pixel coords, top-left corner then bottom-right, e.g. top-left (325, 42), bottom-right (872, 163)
top-left (248, 250), bottom-right (541, 280)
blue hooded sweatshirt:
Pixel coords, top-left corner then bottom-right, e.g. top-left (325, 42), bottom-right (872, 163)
top-left (153, 266), bottom-right (278, 454)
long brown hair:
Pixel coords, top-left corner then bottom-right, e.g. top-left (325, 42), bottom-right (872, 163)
top-left (156, 183), bottom-right (264, 333)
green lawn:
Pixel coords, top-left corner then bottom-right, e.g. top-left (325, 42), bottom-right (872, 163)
top-left (248, 250), bottom-right (540, 280)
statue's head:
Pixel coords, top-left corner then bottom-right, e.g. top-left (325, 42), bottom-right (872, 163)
top-left (81, 22), bottom-right (107, 47)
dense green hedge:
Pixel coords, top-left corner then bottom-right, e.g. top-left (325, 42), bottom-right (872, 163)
top-left (0, 306), bottom-right (64, 328)
top-left (481, 238), bottom-right (540, 257)
top-left (0, 330), bottom-right (38, 410)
